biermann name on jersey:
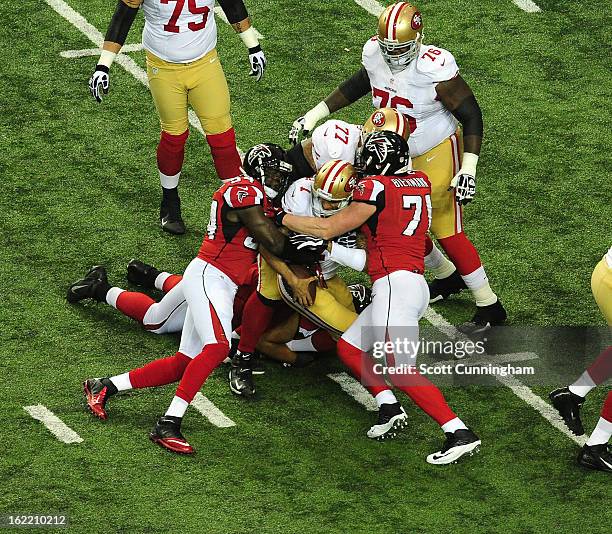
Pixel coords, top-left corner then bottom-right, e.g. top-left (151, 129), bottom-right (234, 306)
top-left (391, 177), bottom-right (429, 188)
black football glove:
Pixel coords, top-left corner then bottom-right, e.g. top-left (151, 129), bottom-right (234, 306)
top-left (335, 231), bottom-right (358, 249)
top-left (88, 65), bottom-right (110, 103)
top-left (281, 234), bottom-right (327, 265)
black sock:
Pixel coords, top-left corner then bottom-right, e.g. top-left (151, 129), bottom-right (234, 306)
top-left (100, 378), bottom-right (118, 396)
top-left (162, 187), bottom-right (180, 205)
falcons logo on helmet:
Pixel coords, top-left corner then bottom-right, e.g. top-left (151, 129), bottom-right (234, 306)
top-left (247, 144), bottom-right (272, 166)
top-left (368, 136), bottom-right (393, 163)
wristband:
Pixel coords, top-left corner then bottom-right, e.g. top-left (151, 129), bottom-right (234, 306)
top-left (306, 102), bottom-right (330, 125)
top-left (98, 49), bottom-right (117, 68)
top-left (239, 27), bottom-right (259, 49)
top-left (460, 152), bottom-right (479, 177)
top-left (329, 242), bottom-right (366, 272)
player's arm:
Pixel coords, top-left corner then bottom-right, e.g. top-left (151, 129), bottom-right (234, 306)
top-left (217, 0), bottom-right (266, 81)
top-left (282, 202), bottom-right (375, 241)
top-left (260, 247), bottom-right (317, 307)
top-left (436, 74), bottom-right (483, 203)
top-left (289, 67), bottom-right (371, 144)
top-left (326, 233), bottom-right (367, 272)
top-left (88, 0), bottom-right (142, 103)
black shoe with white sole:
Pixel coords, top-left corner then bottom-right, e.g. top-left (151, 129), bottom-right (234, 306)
top-left (548, 387), bottom-right (585, 436)
top-left (577, 444), bottom-right (612, 473)
top-left (160, 199), bottom-right (186, 235)
top-left (367, 402), bottom-right (408, 440)
top-left (458, 300), bottom-right (507, 338)
top-left (426, 429), bottom-right (481, 465)
top-left (429, 271), bottom-right (467, 303)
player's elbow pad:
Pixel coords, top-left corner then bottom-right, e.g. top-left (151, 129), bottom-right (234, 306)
top-left (329, 243), bottom-right (366, 272)
top-left (105, 1), bottom-right (139, 45)
top-left (217, 0), bottom-right (249, 24)
top-left (451, 95), bottom-right (483, 138)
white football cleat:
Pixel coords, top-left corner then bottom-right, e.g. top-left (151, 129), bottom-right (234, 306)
top-left (426, 429), bottom-right (481, 465)
top-left (367, 403), bottom-right (408, 440)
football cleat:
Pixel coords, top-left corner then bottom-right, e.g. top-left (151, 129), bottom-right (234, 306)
top-left (577, 444), bottom-right (612, 473)
top-left (457, 300), bottom-right (507, 338)
top-left (149, 416), bottom-right (194, 455)
top-left (126, 259), bottom-right (161, 289)
top-left (83, 378), bottom-right (116, 420)
top-left (251, 352), bottom-right (265, 376)
top-left (428, 271), bottom-right (467, 303)
top-left (160, 199), bottom-right (186, 235)
top-left (367, 402), bottom-right (408, 440)
top-left (426, 429), bottom-right (481, 465)
top-left (548, 387), bottom-right (585, 436)
top-left (66, 266), bottom-right (109, 303)
top-left (229, 351), bottom-right (256, 397)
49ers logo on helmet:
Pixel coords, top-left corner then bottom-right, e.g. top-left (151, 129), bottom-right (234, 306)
top-left (411, 12), bottom-right (422, 30)
top-left (371, 111), bottom-right (386, 127)
top-left (345, 174), bottom-right (358, 192)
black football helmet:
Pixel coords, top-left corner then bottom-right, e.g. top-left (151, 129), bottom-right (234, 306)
top-left (242, 143), bottom-right (293, 200)
top-left (347, 283), bottom-right (372, 313)
top-left (356, 130), bottom-right (410, 176)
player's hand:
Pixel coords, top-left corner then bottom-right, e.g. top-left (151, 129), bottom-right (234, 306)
top-left (288, 103), bottom-right (329, 145)
top-left (448, 171), bottom-right (476, 205)
top-left (289, 275), bottom-right (317, 307)
top-left (335, 231), bottom-right (358, 249)
top-left (289, 117), bottom-right (306, 145)
top-left (288, 233), bottom-right (327, 264)
top-left (88, 65), bottom-right (110, 103)
top-left (248, 45), bottom-right (266, 81)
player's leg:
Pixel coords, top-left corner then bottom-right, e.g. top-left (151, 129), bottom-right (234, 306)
top-left (256, 312), bottom-right (303, 365)
top-left (577, 391), bottom-right (612, 472)
top-left (186, 49), bottom-right (241, 180)
top-left (424, 234), bottom-right (466, 302)
top-left (147, 52), bottom-right (190, 235)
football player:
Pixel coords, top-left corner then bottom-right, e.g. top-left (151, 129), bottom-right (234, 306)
top-left (549, 246), bottom-right (612, 472)
top-left (281, 131), bottom-right (481, 464)
top-left (289, 2), bottom-right (506, 336)
top-left (89, 0), bottom-right (266, 234)
top-left (82, 144), bottom-right (325, 455)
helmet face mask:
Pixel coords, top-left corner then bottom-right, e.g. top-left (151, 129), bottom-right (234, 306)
top-left (377, 2), bottom-right (423, 73)
top-left (312, 160), bottom-right (357, 217)
top-left (242, 144), bottom-right (293, 200)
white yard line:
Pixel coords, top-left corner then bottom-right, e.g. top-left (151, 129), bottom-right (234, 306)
top-left (512, 0), bottom-right (542, 13)
top-left (60, 43), bottom-right (144, 58)
top-left (24, 405), bottom-right (83, 444)
top-left (191, 392), bottom-right (236, 428)
top-left (327, 372), bottom-right (379, 411)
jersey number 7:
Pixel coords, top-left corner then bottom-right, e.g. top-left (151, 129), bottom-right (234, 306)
top-left (402, 194), bottom-right (432, 236)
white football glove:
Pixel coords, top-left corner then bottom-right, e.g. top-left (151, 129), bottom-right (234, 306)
top-left (449, 152), bottom-right (478, 205)
top-left (288, 102), bottom-right (330, 145)
top-left (88, 65), bottom-right (110, 103)
top-left (248, 45), bottom-right (266, 81)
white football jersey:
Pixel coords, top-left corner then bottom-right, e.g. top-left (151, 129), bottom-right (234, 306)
top-left (311, 120), bottom-right (362, 171)
top-left (141, 0), bottom-right (217, 63)
top-left (362, 37), bottom-right (459, 157)
top-left (282, 178), bottom-right (340, 280)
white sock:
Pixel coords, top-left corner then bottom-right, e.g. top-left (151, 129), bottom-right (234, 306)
top-left (231, 330), bottom-right (240, 341)
top-left (441, 417), bottom-right (468, 434)
top-left (586, 417), bottom-right (612, 446)
top-left (154, 272), bottom-right (171, 292)
top-left (286, 336), bottom-right (317, 352)
top-left (462, 266), bottom-right (497, 306)
top-left (375, 390), bottom-right (398, 407)
top-left (165, 396), bottom-right (189, 418)
top-left (569, 371), bottom-right (596, 398)
top-left (160, 171), bottom-right (180, 189)
top-left (109, 372), bottom-right (132, 392)
top-left (106, 287), bottom-right (125, 308)
top-left (425, 243), bottom-right (456, 279)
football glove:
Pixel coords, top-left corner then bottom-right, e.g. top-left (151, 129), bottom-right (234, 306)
top-left (335, 231), bottom-right (358, 249)
top-left (288, 102), bottom-right (330, 145)
top-left (289, 233), bottom-right (326, 252)
top-left (89, 65), bottom-right (110, 103)
top-left (248, 45), bottom-right (266, 81)
top-left (448, 152), bottom-right (479, 205)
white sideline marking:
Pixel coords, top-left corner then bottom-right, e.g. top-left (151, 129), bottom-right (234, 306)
top-left (191, 392), bottom-right (236, 428)
top-left (60, 43), bottom-right (144, 58)
top-left (213, 6), bottom-right (264, 39)
top-left (327, 372), bottom-right (378, 411)
top-left (432, 351), bottom-right (539, 368)
top-left (512, 0), bottom-right (542, 13)
top-left (24, 405), bottom-right (83, 444)
top-left (424, 306), bottom-right (467, 341)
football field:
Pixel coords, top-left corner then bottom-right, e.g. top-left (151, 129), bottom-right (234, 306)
top-left (2, 0), bottom-right (611, 532)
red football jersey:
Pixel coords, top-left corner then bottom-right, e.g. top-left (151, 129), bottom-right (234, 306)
top-left (352, 171), bottom-right (432, 282)
top-left (198, 177), bottom-right (266, 285)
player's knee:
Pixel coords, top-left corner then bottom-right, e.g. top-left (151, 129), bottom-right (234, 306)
top-left (202, 117), bottom-right (233, 137)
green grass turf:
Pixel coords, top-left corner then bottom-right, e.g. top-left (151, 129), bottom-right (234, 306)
top-left (1, 0), bottom-right (611, 532)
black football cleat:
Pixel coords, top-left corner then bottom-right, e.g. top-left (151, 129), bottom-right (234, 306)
top-left (66, 266), bottom-right (109, 303)
top-left (251, 352), bottom-right (265, 376)
top-left (429, 271), bottom-right (467, 303)
top-left (229, 351), bottom-right (256, 397)
top-left (458, 300), bottom-right (507, 338)
top-left (367, 402), bottom-right (408, 440)
top-left (83, 378), bottom-right (116, 420)
top-left (126, 259), bottom-right (161, 289)
top-left (577, 444), bottom-right (612, 473)
top-left (160, 199), bottom-right (186, 235)
top-left (426, 428), bottom-right (481, 465)
top-left (149, 416), bottom-right (194, 455)
top-left (549, 387), bottom-right (585, 436)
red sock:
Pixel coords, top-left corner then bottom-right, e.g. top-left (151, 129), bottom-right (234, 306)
top-left (237, 292), bottom-right (278, 354)
top-left (162, 274), bottom-right (183, 293)
top-left (206, 128), bottom-right (241, 180)
top-left (602, 391), bottom-right (612, 422)
top-left (388, 369), bottom-right (456, 426)
top-left (129, 352), bottom-right (191, 389)
top-left (337, 339), bottom-right (390, 397)
top-left (438, 232), bottom-right (482, 276)
top-left (311, 330), bottom-right (336, 352)
top-left (587, 346), bottom-right (612, 385)
top-left (116, 291), bottom-right (156, 323)
top-left (157, 130), bottom-right (189, 176)
top-left (425, 235), bottom-right (434, 255)
top-left (175, 343), bottom-right (229, 403)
